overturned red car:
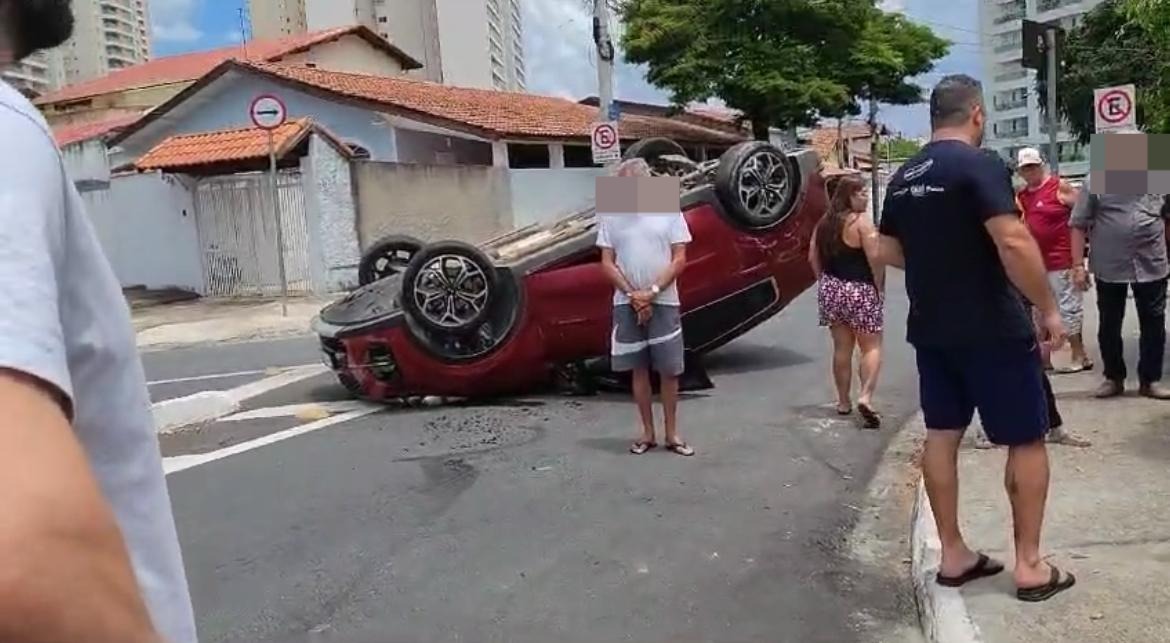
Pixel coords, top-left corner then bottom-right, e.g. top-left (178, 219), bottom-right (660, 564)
top-left (312, 139), bottom-right (827, 400)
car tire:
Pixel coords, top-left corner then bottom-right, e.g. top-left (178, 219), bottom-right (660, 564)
top-left (714, 141), bottom-right (800, 231)
top-left (358, 234), bottom-right (424, 286)
top-left (623, 137), bottom-right (698, 176)
top-left (401, 240), bottom-right (498, 336)
top-left (624, 137), bottom-right (687, 163)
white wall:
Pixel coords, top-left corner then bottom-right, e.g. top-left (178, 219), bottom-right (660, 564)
top-left (282, 35), bottom-right (406, 77)
top-left (302, 137), bottom-right (362, 292)
top-left (508, 168), bottom-right (603, 227)
top-left (435, 0), bottom-right (493, 90)
top-left (62, 139), bottom-right (111, 185)
top-left (82, 172), bottom-right (204, 292)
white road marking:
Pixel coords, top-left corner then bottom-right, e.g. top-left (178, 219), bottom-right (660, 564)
top-left (220, 400), bottom-right (373, 422)
top-left (147, 368), bottom-right (276, 387)
top-left (223, 364), bottom-right (329, 404)
top-left (163, 405), bottom-right (382, 475)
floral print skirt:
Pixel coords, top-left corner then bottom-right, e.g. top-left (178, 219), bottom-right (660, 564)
top-left (817, 274), bottom-right (884, 335)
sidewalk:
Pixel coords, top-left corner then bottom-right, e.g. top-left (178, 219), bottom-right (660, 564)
top-left (131, 292), bottom-right (335, 350)
top-left (916, 289), bottom-right (1170, 642)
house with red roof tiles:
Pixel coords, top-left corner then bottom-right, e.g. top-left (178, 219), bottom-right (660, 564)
top-left (37, 26), bottom-right (421, 130)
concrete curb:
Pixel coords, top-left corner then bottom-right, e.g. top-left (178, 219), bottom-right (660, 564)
top-left (911, 477), bottom-right (984, 643)
top-left (152, 391), bottom-right (240, 434)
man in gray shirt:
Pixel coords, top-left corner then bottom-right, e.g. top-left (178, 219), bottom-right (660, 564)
top-left (1070, 179), bottom-right (1170, 399)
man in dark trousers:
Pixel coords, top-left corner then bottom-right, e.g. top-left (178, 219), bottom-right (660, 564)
top-left (1070, 168), bottom-right (1170, 399)
top-left (879, 74), bottom-right (1075, 602)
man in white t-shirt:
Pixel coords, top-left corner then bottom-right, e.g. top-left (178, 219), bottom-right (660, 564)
top-left (597, 159), bottom-right (694, 457)
top-left (0, 2), bottom-right (197, 641)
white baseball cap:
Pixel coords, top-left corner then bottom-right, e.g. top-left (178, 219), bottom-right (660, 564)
top-left (1017, 147), bottom-right (1044, 167)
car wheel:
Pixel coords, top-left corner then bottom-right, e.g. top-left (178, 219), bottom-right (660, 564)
top-left (714, 141), bottom-right (800, 230)
top-left (358, 234), bottom-right (424, 286)
top-left (623, 137), bottom-right (696, 176)
top-left (401, 241), bottom-right (498, 336)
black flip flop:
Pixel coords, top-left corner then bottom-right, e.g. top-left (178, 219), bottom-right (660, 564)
top-left (858, 403), bottom-right (882, 430)
top-left (836, 406), bottom-right (853, 416)
top-left (1017, 566), bottom-right (1076, 602)
top-left (630, 441), bottom-right (657, 455)
top-left (664, 442), bottom-right (695, 457)
top-left (936, 553), bottom-right (1005, 587)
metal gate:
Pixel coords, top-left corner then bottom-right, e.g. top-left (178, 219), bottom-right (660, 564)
top-left (193, 171), bottom-right (312, 297)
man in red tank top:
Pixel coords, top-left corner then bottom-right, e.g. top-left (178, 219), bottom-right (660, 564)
top-left (1016, 148), bottom-right (1092, 373)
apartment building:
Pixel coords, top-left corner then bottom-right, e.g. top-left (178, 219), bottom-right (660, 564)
top-left (979, 0), bottom-right (1102, 177)
top-left (2, 0), bottom-right (151, 96)
top-left (249, 0), bottom-right (526, 91)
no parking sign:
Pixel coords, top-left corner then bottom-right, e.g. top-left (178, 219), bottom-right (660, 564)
top-left (592, 121), bottom-right (620, 164)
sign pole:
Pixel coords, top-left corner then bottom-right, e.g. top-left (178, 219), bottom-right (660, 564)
top-left (267, 129), bottom-right (289, 317)
top-left (593, 0), bottom-right (616, 165)
top-left (1046, 27), bottom-right (1060, 176)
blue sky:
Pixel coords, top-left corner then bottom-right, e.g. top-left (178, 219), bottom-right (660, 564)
top-left (150, 0), bottom-right (983, 137)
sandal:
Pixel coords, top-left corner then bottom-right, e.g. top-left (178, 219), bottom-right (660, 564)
top-left (936, 553), bottom-right (1005, 588)
top-left (665, 441), bottom-right (695, 457)
top-left (836, 405), bottom-right (853, 416)
top-left (858, 403), bottom-right (882, 430)
top-left (630, 441), bottom-right (657, 455)
top-left (1017, 565), bottom-right (1076, 602)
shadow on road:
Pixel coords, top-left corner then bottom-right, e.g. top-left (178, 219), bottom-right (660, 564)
top-left (704, 343), bottom-right (814, 376)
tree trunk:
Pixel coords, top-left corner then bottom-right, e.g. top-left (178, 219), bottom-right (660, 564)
top-left (751, 118), bottom-right (770, 141)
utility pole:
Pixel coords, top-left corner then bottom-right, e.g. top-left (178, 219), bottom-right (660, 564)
top-left (593, 0), bottom-right (615, 124)
top-left (1045, 26), bottom-right (1060, 176)
top-left (868, 96), bottom-right (881, 223)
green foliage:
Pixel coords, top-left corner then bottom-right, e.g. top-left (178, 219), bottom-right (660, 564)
top-left (886, 137), bottom-right (923, 159)
top-left (617, 0), bottom-right (949, 138)
top-left (1037, 0), bottom-right (1170, 143)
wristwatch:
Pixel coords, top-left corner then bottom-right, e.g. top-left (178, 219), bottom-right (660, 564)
top-left (650, 284), bottom-right (661, 296)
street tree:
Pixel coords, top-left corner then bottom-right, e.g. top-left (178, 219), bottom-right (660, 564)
top-left (617, 0), bottom-right (948, 139)
top-left (1036, 0), bottom-right (1167, 143)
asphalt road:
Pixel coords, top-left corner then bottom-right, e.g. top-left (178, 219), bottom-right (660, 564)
top-left (141, 336), bottom-right (321, 402)
top-left (165, 280), bottom-right (924, 643)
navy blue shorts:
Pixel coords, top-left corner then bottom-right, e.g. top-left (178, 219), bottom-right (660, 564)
top-left (915, 339), bottom-right (1049, 446)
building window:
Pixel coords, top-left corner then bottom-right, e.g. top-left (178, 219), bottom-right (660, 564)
top-left (507, 143), bottom-right (550, 168)
top-left (379, 16), bottom-right (387, 23)
top-left (563, 145), bottom-right (595, 168)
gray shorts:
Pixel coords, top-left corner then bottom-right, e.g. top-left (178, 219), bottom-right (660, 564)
top-left (1047, 269), bottom-right (1084, 335)
top-left (611, 304), bottom-right (685, 376)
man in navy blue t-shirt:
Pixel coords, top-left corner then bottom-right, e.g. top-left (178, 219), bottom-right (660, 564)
top-left (879, 75), bottom-right (1075, 602)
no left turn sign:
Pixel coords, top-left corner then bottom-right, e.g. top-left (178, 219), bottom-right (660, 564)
top-left (1094, 84), bottom-right (1135, 132)
top-left (592, 121), bottom-right (620, 164)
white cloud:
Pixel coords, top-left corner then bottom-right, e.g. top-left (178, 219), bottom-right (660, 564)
top-left (524, 0), bottom-right (667, 104)
top-left (151, 0), bottom-right (203, 43)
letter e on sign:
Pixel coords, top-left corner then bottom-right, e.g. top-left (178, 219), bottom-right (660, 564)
top-left (1094, 84), bottom-right (1135, 133)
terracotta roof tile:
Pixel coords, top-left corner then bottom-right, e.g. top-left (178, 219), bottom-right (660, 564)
top-left (135, 118), bottom-right (315, 171)
top-left (53, 111), bottom-right (143, 147)
top-left (37, 26), bottom-right (419, 106)
top-left (247, 63), bottom-right (744, 145)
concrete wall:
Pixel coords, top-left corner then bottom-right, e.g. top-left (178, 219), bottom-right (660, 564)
top-left (281, 35), bottom-right (406, 77)
top-left (394, 127), bottom-right (493, 165)
top-left (302, 136), bottom-right (362, 292)
top-left (352, 161), bottom-right (513, 248)
top-left (82, 172), bottom-right (203, 292)
top-left (62, 139), bottom-right (112, 185)
top-left (377, 0), bottom-right (443, 82)
top-left (114, 72), bottom-right (398, 164)
top-left (509, 168), bottom-right (602, 227)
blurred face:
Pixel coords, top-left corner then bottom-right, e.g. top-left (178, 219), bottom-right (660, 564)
top-left (850, 188), bottom-right (870, 213)
top-left (5, 0), bottom-right (74, 60)
top-left (1019, 163), bottom-right (1046, 187)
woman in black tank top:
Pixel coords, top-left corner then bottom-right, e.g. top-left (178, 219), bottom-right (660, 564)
top-left (808, 174), bottom-right (886, 428)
